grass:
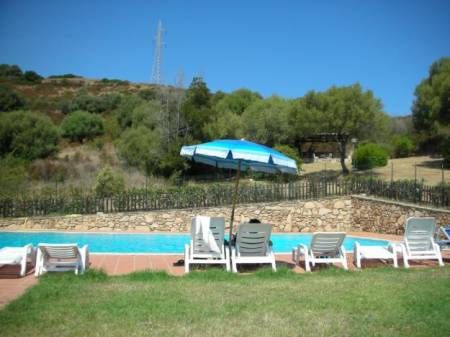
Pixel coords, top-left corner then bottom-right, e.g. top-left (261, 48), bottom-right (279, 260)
top-left (1, 267), bottom-right (450, 337)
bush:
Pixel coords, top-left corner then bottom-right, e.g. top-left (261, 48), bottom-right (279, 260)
top-left (60, 110), bottom-right (104, 142)
top-left (390, 135), bottom-right (415, 158)
top-left (353, 143), bottom-right (389, 170)
top-left (0, 111), bottom-right (59, 160)
top-left (94, 166), bottom-right (124, 197)
top-left (0, 156), bottom-right (27, 198)
top-left (0, 85), bottom-right (25, 111)
top-left (117, 127), bottom-right (162, 174)
top-left (60, 92), bottom-right (121, 114)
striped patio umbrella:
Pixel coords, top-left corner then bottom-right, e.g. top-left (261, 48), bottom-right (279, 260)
top-left (180, 139), bottom-right (298, 254)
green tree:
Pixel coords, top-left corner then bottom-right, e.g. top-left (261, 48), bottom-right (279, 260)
top-left (23, 71), bottom-right (43, 83)
top-left (60, 110), bottom-right (104, 142)
top-left (412, 58), bottom-right (450, 132)
top-left (202, 110), bottom-right (243, 140)
top-left (114, 94), bottom-right (144, 128)
top-left (289, 84), bottom-right (388, 174)
top-left (0, 85), bottom-right (25, 112)
top-left (0, 111), bottom-right (59, 160)
top-left (0, 64), bottom-right (23, 80)
top-left (241, 96), bottom-right (290, 146)
top-left (214, 89), bottom-right (262, 115)
top-left (117, 127), bottom-right (162, 174)
top-left (130, 100), bottom-right (162, 129)
top-left (181, 77), bottom-right (213, 140)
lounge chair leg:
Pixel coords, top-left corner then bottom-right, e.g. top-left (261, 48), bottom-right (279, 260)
top-left (271, 260), bottom-right (276, 272)
top-left (184, 245), bottom-right (189, 273)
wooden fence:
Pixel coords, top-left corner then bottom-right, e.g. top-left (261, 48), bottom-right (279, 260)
top-left (0, 177), bottom-right (448, 218)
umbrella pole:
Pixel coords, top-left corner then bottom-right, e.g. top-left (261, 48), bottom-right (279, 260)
top-left (229, 160), bottom-right (241, 261)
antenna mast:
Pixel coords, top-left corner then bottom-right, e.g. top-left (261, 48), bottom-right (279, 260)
top-left (151, 20), bottom-right (165, 84)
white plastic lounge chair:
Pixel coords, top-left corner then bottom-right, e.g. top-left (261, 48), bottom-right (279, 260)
top-left (184, 216), bottom-right (230, 273)
top-left (353, 241), bottom-right (400, 268)
top-left (0, 244), bottom-right (34, 277)
top-left (401, 217), bottom-right (444, 268)
top-left (231, 223), bottom-right (276, 273)
top-left (293, 232), bottom-right (348, 272)
top-left (436, 226), bottom-right (450, 250)
top-left (35, 243), bottom-right (89, 276)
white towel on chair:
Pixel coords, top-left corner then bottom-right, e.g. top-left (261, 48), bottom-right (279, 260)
top-left (193, 216), bottom-right (220, 253)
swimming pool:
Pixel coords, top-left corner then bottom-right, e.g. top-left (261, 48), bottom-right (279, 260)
top-left (0, 231), bottom-right (390, 254)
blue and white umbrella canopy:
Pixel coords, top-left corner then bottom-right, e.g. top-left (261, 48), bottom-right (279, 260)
top-left (180, 139), bottom-right (298, 175)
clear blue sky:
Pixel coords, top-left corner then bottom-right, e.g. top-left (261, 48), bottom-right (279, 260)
top-left (1, 0), bottom-right (449, 116)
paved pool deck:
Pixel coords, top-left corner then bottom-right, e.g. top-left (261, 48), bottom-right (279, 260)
top-left (1, 232), bottom-right (449, 309)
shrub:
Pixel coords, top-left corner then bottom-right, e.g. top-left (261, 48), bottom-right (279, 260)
top-left (390, 135), bottom-right (415, 158)
top-left (352, 143), bottom-right (389, 170)
top-left (0, 156), bottom-right (27, 197)
top-left (114, 94), bottom-right (144, 128)
top-left (117, 127), bottom-right (162, 174)
top-left (60, 110), bottom-right (104, 142)
top-left (0, 85), bottom-right (25, 111)
top-left (94, 166), bottom-right (124, 197)
top-left (0, 111), bottom-right (59, 160)
top-left (60, 92), bottom-right (121, 114)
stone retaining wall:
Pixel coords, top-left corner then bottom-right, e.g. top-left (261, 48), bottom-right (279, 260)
top-left (0, 196), bottom-right (449, 234)
top-left (351, 196), bottom-right (450, 235)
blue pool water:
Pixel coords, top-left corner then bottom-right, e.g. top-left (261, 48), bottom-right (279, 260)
top-left (0, 231), bottom-right (389, 254)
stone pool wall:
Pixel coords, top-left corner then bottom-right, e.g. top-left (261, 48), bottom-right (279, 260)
top-left (351, 196), bottom-right (450, 235)
top-left (0, 195), bottom-right (449, 234)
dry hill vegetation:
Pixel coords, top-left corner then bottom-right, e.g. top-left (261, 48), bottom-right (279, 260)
top-left (0, 59), bottom-right (449, 198)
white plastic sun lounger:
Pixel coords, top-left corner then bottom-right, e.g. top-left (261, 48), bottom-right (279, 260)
top-left (231, 223), bottom-right (276, 273)
top-left (184, 216), bottom-right (230, 273)
top-left (0, 244), bottom-right (34, 277)
top-left (436, 226), bottom-right (450, 250)
top-left (35, 243), bottom-right (89, 276)
top-left (293, 232), bottom-right (348, 272)
top-left (353, 241), bottom-right (399, 268)
top-left (401, 217), bottom-right (444, 268)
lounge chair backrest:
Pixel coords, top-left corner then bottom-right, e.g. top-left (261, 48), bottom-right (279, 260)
top-left (405, 217), bottom-right (436, 251)
top-left (236, 223), bottom-right (272, 256)
top-left (441, 226), bottom-right (450, 240)
top-left (39, 244), bottom-right (80, 259)
top-left (191, 217), bottom-right (225, 255)
top-left (310, 232), bottom-right (346, 256)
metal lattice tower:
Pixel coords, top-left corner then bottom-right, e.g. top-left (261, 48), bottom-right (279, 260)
top-left (151, 20), bottom-right (165, 84)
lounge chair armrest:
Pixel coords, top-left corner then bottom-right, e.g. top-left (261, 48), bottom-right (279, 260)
top-left (340, 245), bottom-right (347, 256)
top-left (79, 245), bottom-right (89, 272)
top-left (296, 244), bottom-right (308, 264)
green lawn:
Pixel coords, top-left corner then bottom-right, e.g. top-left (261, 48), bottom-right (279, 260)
top-left (1, 267), bottom-right (450, 337)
